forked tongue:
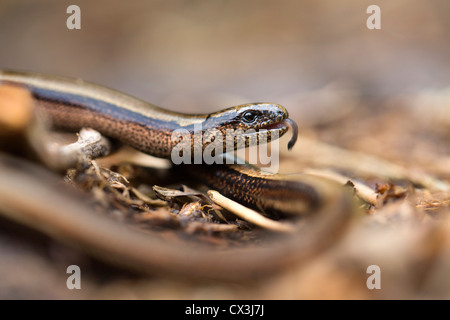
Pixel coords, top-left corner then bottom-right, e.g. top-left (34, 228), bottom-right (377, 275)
top-left (284, 118), bottom-right (298, 150)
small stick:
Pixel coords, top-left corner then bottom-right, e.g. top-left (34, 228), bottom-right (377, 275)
top-left (304, 168), bottom-right (379, 206)
top-left (207, 190), bottom-right (296, 233)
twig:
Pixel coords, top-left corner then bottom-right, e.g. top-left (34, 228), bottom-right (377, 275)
top-left (304, 168), bottom-right (379, 206)
top-left (207, 190), bottom-right (296, 233)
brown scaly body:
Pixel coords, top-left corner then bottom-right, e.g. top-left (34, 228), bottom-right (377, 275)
top-left (0, 70), bottom-right (299, 213)
top-left (0, 70), bottom-right (355, 280)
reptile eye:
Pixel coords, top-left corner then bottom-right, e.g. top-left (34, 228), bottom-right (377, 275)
top-left (242, 111), bottom-right (258, 123)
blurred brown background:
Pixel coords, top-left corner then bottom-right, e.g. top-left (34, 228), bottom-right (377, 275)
top-left (0, 0), bottom-right (449, 300)
top-left (1, 0), bottom-right (449, 115)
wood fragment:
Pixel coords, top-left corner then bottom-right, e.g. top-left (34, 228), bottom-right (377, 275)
top-left (304, 168), bottom-right (379, 206)
top-left (0, 85), bottom-right (33, 135)
top-left (207, 190), bottom-right (296, 233)
top-left (291, 136), bottom-right (450, 191)
top-left (153, 185), bottom-right (227, 222)
top-left (131, 187), bottom-right (167, 206)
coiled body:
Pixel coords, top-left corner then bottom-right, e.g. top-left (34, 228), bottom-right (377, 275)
top-left (0, 70), bottom-right (307, 215)
top-left (0, 70), bottom-right (355, 280)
